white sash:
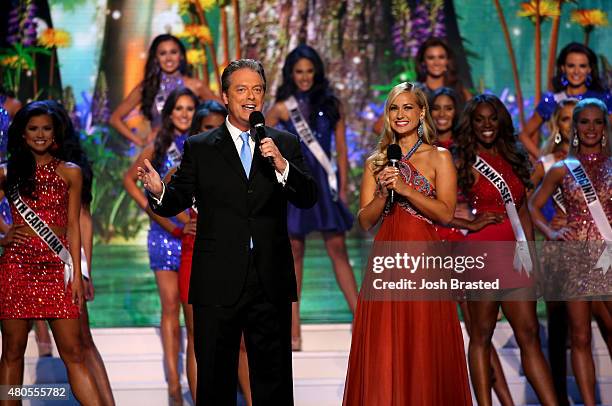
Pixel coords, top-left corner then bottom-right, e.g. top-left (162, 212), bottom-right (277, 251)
top-left (166, 141), bottom-right (182, 170)
top-left (473, 155), bottom-right (533, 274)
top-left (284, 96), bottom-right (338, 200)
top-left (540, 154), bottom-right (566, 214)
top-left (8, 186), bottom-right (74, 287)
top-left (565, 158), bottom-right (612, 274)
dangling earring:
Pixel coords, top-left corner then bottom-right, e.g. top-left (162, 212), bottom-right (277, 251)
top-left (572, 131), bottom-right (579, 147)
top-left (417, 119), bottom-right (424, 138)
top-left (560, 73), bottom-right (569, 87)
top-left (602, 134), bottom-right (607, 147)
top-left (585, 74), bottom-right (592, 88)
top-left (554, 132), bottom-right (562, 145)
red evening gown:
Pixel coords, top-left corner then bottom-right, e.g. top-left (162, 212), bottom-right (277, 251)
top-left (0, 159), bottom-right (79, 319)
top-left (343, 158), bottom-right (472, 406)
top-left (178, 208), bottom-right (197, 304)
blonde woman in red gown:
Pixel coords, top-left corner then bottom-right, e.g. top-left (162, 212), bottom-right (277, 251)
top-left (343, 82), bottom-right (472, 405)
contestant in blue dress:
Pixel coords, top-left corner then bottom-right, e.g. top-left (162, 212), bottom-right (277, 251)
top-left (267, 45), bottom-right (357, 351)
top-left (519, 42), bottom-right (612, 159)
top-left (123, 87), bottom-right (198, 405)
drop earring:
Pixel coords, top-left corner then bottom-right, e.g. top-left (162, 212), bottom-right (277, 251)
top-left (554, 133), bottom-right (562, 144)
top-left (602, 134), bottom-right (607, 147)
top-left (572, 131), bottom-right (579, 147)
top-left (417, 119), bottom-right (424, 138)
top-left (585, 73), bottom-right (592, 88)
top-left (560, 74), bottom-right (569, 87)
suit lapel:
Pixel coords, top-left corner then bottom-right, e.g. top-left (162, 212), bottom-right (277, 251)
top-left (214, 126), bottom-right (248, 183)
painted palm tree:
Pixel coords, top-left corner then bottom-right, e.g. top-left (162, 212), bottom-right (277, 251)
top-left (517, 0), bottom-right (559, 105)
top-left (493, 0), bottom-right (526, 126)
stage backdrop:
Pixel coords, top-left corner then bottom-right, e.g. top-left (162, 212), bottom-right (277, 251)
top-left (1, 0), bottom-right (610, 326)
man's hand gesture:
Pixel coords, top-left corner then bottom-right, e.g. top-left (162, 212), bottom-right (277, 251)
top-left (137, 159), bottom-right (163, 198)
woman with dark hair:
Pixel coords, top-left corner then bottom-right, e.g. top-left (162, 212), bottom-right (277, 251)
top-left (430, 88), bottom-right (515, 406)
top-left (373, 37), bottom-right (472, 134)
top-left (530, 98), bottom-right (611, 406)
top-left (519, 42), bottom-right (612, 159)
top-left (46, 99), bottom-right (116, 405)
top-left (344, 82), bottom-right (471, 405)
top-left (110, 34), bottom-right (217, 147)
top-left (0, 101), bottom-right (103, 405)
top-left (124, 87), bottom-right (198, 405)
top-left (450, 94), bottom-right (557, 405)
top-left (267, 44), bottom-right (357, 351)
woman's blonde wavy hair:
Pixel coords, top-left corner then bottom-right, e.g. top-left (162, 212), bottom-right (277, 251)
top-left (541, 99), bottom-right (577, 156)
top-left (369, 82), bottom-right (436, 174)
top-left (569, 98), bottom-right (612, 157)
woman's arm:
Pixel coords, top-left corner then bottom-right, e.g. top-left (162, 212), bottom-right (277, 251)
top-left (265, 102), bottom-right (287, 127)
top-left (124, 146), bottom-right (183, 233)
top-left (109, 84), bottom-right (145, 146)
top-left (528, 163), bottom-right (570, 240)
top-left (518, 113), bottom-right (544, 160)
top-left (61, 162), bottom-right (84, 306)
top-left (335, 102), bottom-right (350, 204)
top-left (185, 77), bottom-right (222, 101)
top-left (80, 205), bottom-right (93, 273)
top-left (383, 149), bottom-right (457, 224)
top-left (357, 159), bottom-right (388, 231)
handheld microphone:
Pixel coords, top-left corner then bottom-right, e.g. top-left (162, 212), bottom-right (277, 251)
top-left (248, 111), bottom-right (273, 165)
top-left (386, 144), bottom-right (402, 203)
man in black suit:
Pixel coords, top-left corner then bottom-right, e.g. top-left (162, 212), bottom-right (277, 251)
top-left (138, 59), bottom-right (317, 405)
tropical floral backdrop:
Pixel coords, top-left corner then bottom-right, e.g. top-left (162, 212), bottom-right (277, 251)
top-left (1, 0), bottom-right (610, 244)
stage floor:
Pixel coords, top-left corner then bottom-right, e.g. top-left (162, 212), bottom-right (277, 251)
top-left (88, 237), bottom-right (368, 327)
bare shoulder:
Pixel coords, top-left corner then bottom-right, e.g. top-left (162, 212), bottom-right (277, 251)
top-left (57, 161), bottom-right (82, 184)
top-left (548, 160), bottom-right (569, 178)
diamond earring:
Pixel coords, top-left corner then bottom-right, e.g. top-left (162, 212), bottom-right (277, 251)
top-left (554, 133), bottom-right (562, 144)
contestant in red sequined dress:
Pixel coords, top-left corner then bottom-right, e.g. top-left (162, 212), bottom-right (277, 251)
top-left (0, 158), bottom-right (79, 319)
top-left (343, 83), bottom-right (472, 406)
top-left (0, 102), bottom-right (102, 405)
top-left (452, 95), bottom-right (557, 406)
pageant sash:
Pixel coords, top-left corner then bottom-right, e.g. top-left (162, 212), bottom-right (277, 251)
top-left (540, 154), bottom-right (566, 214)
top-left (565, 158), bottom-right (612, 274)
top-left (166, 141), bottom-right (183, 171)
top-left (284, 96), bottom-right (338, 200)
top-left (8, 186), bottom-right (74, 287)
top-left (473, 155), bottom-right (533, 274)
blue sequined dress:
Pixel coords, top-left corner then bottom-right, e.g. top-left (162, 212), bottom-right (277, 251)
top-left (277, 92), bottom-right (353, 237)
top-left (150, 72), bottom-right (184, 128)
top-left (147, 133), bottom-right (188, 271)
top-left (0, 96), bottom-right (11, 225)
top-left (536, 89), bottom-right (612, 121)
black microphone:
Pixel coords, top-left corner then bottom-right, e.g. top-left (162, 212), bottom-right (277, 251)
top-left (248, 111), bottom-right (273, 165)
top-left (386, 144), bottom-right (402, 203)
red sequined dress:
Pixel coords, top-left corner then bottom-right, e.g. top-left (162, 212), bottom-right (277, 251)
top-left (343, 151), bottom-right (472, 405)
top-left (0, 159), bottom-right (79, 319)
top-left (465, 151), bottom-right (532, 288)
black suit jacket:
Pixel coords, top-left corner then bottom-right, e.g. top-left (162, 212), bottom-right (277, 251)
top-left (148, 125), bottom-right (317, 306)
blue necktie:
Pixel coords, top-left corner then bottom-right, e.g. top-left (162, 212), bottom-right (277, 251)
top-left (240, 132), bottom-right (254, 249)
top-left (240, 132), bottom-right (252, 177)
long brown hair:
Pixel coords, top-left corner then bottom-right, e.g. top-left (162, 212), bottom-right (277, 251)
top-left (369, 82), bottom-right (436, 174)
top-left (455, 94), bottom-right (532, 196)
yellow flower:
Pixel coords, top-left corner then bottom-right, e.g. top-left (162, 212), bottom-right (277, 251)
top-left (38, 28), bottom-right (72, 48)
top-left (177, 24), bottom-right (213, 45)
top-left (209, 81), bottom-right (219, 94)
top-left (571, 9), bottom-right (609, 27)
top-left (517, 0), bottom-right (560, 22)
top-left (168, 0), bottom-right (217, 13)
top-left (187, 49), bottom-right (207, 65)
top-left (0, 55), bottom-right (30, 69)
top-left (196, 0), bottom-right (217, 12)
